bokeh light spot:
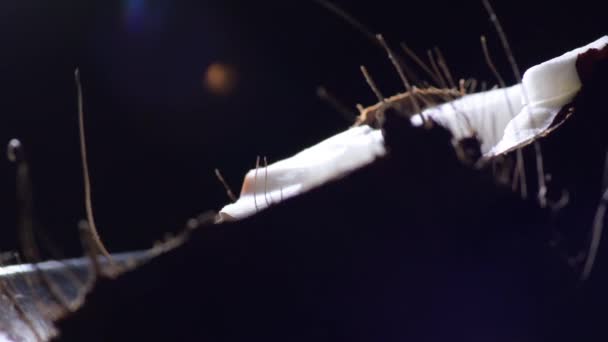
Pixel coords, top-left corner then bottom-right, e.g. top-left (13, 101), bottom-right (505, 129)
top-left (204, 62), bottom-right (238, 96)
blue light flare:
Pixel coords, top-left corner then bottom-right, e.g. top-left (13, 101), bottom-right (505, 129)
top-left (124, 0), bottom-right (162, 34)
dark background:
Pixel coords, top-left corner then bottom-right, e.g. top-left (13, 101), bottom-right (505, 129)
top-left (0, 0), bottom-right (604, 257)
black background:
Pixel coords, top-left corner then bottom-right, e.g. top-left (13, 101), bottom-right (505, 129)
top-left (0, 0), bottom-right (605, 256)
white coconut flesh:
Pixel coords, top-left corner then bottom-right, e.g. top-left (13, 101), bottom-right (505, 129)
top-left (219, 36), bottom-right (608, 221)
top-left (218, 126), bottom-right (386, 221)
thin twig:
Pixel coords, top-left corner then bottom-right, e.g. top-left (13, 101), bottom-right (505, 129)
top-left (582, 188), bottom-right (608, 281)
top-left (263, 156), bottom-right (271, 206)
top-left (480, 34), bottom-right (528, 198)
top-left (401, 43), bottom-right (443, 86)
top-left (459, 79), bottom-right (466, 96)
top-left (377, 35), bottom-right (424, 124)
top-left (74, 69), bottom-right (114, 262)
top-left (427, 49), bottom-right (447, 89)
top-left (468, 78), bottom-right (478, 93)
top-left (253, 156), bottom-right (260, 212)
top-left (480, 35), bottom-right (506, 87)
top-left (360, 65), bottom-right (385, 102)
top-left (581, 150), bottom-right (608, 281)
top-left (316, 86), bottom-right (358, 123)
top-left (482, 0), bottom-right (546, 206)
top-left (215, 168), bottom-right (237, 202)
top-left (313, 0), bottom-right (377, 44)
top-left (433, 46), bottom-right (456, 89)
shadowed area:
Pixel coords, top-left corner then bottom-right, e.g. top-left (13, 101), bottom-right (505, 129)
top-left (54, 115), bottom-right (576, 341)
